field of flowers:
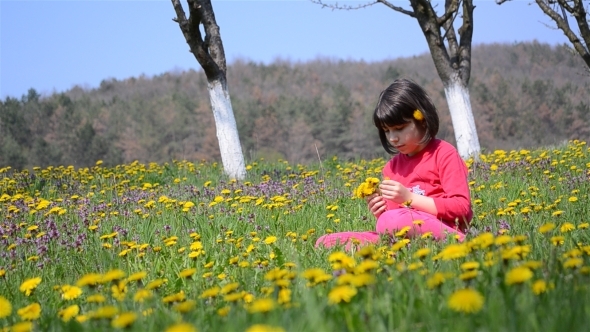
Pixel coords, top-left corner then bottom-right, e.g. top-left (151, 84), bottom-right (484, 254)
top-left (1, 140), bottom-right (589, 332)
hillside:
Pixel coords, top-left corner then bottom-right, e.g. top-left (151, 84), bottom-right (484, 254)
top-left (1, 41), bottom-right (588, 169)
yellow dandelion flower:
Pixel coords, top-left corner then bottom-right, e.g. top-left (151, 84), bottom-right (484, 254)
top-left (243, 293), bottom-right (254, 303)
top-left (563, 257), bottom-right (584, 269)
top-left (426, 272), bottom-right (450, 289)
top-left (61, 285), bottom-right (83, 300)
top-left (58, 304), bottom-right (80, 322)
top-left (413, 219), bottom-right (424, 226)
top-left (301, 268), bottom-right (332, 285)
top-left (165, 322), bottom-right (198, 332)
top-left (459, 270), bottom-right (479, 281)
top-left (101, 269), bottom-right (126, 283)
top-left (412, 248), bottom-right (431, 259)
top-left (163, 291), bottom-right (186, 304)
top-left (447, 288), bottom-right (484, 313)
top-left (188, 250), bottom-right (204, 259)
top-left (552, 210), bottom-right (564, 217)
top-left (179, 268), bottom-right (197, 279)
top-left (505, 266), bottom-right (533, 285)
top-left (146, 278), bottom-right (167, 290)
top-left (278, 288), bottom-right (291, 304)
top-left (354, 260), bottom-right (380, 274)
top-left (224, 292), bottom-right (244, 302)
top-left (172, 300), bottom-right (196, 313)
top-left (413, 109), bottom-right (424, 121)
top-left (86, 294), bottom-right (106, 303)
top-left (395, 226), bottom-right (411, 237)
top-left (338, 273), bottom-right (376, 287)
top-left (111, 312), bottom-right (137, 329)
top-left (200, 286), bottom-right (221, 299)
top-left (460, 261), bottom-right (480, 271)
top-left (190, 241), bottom-right (203, 251)
top-left (220, 282), bottom-right (240, 295)
top-left (0, 296), bottom-right (12, 318)
top-left (264, 236), bottom-right (277, 245)
top-left (531, 279), bottom-right (547, 295)
top-left (560, 222), bottom-right (576, 233)
top-left (19, 277), bottom-right (42, 296)
top-left (434, 244), bottom-right (469, 260)
top-left (578, 223), bottom-right (589, 229)
top-left (354, 177), bottom-right (380, 199)
top-left (247, 298), bottom-right (276, 313)
top-left (494, 235), bottom-right (512, 246)
top-left (217, 306), bottom-right (231, 317)
top-left (551, 236), bottom-right (565, 246)
top-left (90, 305), bottom-right (119, 319)
top-left (421, 232), bottom-right (433, 239)
top-left (245, 324), bottom-right (286, 332)
top-left (127, 271), bottom-right (147, 282)
top-left (17, 302), bottom-right (41, 320)
top-left (392, 239), bottom-right (411, 252)
top-left (133, 289), bottom-right (153, 303)
top-left (521, 260), bottom-right (543, 270)
top-left (328, 285), bottom-right (358, 304)
top-left (8, 322), bottom-right (33, 332)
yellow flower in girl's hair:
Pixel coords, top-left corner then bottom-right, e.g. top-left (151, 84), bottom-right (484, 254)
top-left (413, 109), bottom-right (424, 121)
top-left (354, 177), bottom-right (380, 199)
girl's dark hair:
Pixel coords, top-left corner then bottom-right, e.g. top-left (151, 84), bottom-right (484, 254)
top-left (373, 78), bottom-right (439, 154)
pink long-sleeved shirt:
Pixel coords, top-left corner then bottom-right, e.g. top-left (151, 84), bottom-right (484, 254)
top-left (382, 139), bottom-right (473, 230)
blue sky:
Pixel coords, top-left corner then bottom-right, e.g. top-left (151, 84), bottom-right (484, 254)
top-left (1, 0), bottom-right (568, 99)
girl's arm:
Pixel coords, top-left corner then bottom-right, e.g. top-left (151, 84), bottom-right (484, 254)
top-left (378, 179), bottom-right (438, 215)
top-left (431, 150), bottom-right (473, 224)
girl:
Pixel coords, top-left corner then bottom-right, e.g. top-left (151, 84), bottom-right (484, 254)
top-left (315, 78), bottom-right (473, 249)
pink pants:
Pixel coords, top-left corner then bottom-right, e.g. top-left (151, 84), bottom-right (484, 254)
top-left (315, 209), bottom-right (465, 249)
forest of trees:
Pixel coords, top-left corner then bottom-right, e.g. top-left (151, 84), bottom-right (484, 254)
top-left (1, 41), bottom-right (589, 170)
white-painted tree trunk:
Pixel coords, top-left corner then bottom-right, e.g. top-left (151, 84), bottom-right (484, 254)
top-left (208, 80), bottom-right (246, 180)
top-left (443, 78), bottom-right (481, 160)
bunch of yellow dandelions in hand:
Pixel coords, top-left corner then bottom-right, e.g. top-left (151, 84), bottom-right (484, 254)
top-left (354, 177), bottom-right (381, 199)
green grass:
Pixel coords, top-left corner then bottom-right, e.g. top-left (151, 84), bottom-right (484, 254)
top-left (0, 140), bottom-right (589, 332)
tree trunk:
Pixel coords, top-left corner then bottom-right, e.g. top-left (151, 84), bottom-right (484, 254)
top-left (171, 0), bottom-right (247, 180)
top-left (208, 79), bottom-right (246, 180)
top-left (410, 0), bottom-right (481, 159)
top-left (443, 75), bottom-right (481, 158)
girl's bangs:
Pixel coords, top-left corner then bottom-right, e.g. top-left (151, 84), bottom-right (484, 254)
top-left (373, 107), bottom-right (410, 128)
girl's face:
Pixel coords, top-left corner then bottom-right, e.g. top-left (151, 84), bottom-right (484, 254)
top-left (382, 120), bottom-right (428, 156)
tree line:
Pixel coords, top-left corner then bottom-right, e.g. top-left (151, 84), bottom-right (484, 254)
top-left (1, 41), bottom-right (588, 170)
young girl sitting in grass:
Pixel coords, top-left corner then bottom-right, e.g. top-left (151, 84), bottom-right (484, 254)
top-left (316, 78), bottom-right (473, 249)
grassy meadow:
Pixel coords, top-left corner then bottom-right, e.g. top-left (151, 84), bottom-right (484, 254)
top-left (1, 140), bottom-right (589, 332)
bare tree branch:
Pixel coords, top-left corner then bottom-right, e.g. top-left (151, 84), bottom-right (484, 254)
top-left (310, 0), bottom-right (415, 16)
top-left (458, 0), bottom-right (474, 83)
top-left (498, 0), bottom-right (590, 69)
top-left (377, 0), bottom-right (416, 17)
top-left (536, 0), bottom-right (590, 68)
top-left (441, 0), bottom-right (460, 60)
top-left (171, 0), bottom-right (225, 81)
top-left (310, 0), bottom-right (379, 11)
top-left (437, 0), bottom-right (460, 26)
top-left (557, 0), bottom-right (575, 13)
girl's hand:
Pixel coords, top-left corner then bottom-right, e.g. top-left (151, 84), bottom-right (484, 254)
top-left (366, 193), bottom-right (386, 218)
top-left (379, 180), bottom-right (411, 204)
